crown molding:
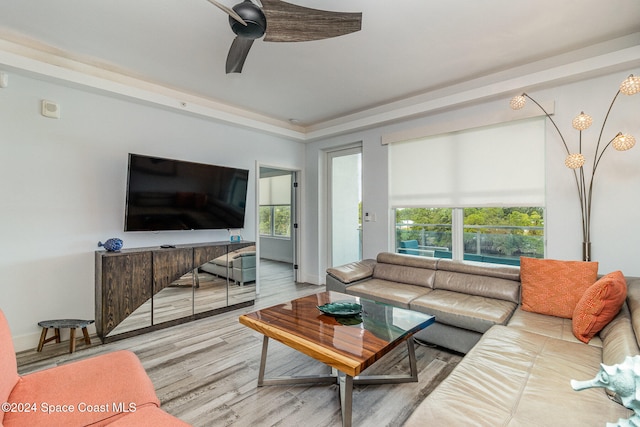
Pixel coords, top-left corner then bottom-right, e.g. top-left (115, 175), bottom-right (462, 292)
top-left (1, 36), bottom-right (638, 143)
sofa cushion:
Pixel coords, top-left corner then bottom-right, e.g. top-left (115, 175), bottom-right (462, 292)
top-left (346, 279), bottom-right (432, 308)
top-left (572, 271), bottom-right (627, 343)
top-left (625, 278), bottom-right (640, 346)
top-left (404, 326), bottom-right (631, 426)
top-left (376, 252), bottom-right (439, 270)
top-left (507, 308), bottom-right (602, 347)
top-left (436, 258), bottom-right (521, 282)
top-left (0, 311), bottom-right (19, 425)
top-left (410, 290), bottom-right (517, 333)
top-left (520, 257), bottom-right (598, 318)
top-left (433, 269), bottom-right (520, 303)
top-left (373, 253), bottom-right (437, 288)
top-left (372, 263), bottom-right (436, 289)
top-left (601, 303), bottom-right (640, 366)
top-left (599, 302), bottom-right (640, 404)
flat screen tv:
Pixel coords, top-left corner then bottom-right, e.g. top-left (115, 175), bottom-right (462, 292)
top-left (124, 154), bottom-right (249, 231)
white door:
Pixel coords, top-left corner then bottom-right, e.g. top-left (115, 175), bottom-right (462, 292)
top-left (328, 146), bottom-right (363, 267)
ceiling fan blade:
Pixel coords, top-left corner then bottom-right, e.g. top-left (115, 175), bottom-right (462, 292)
top-left (226, 36), bottom-right (255, 73)
top-left (260, 0), bottom-right (362, 42)
top-left (205, 0), bottom-right (247, 26)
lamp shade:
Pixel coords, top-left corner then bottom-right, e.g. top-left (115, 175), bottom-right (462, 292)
top-left (509, 95), bottom-right (526, 110)
top-left (565, 153), bottom-right (585, 169)
top-left (612, 133), bottom-right (636, 151)
top-left (620, 75), bottom-right (640, 96)
top-left (572, 112), bottom-right (592, 131)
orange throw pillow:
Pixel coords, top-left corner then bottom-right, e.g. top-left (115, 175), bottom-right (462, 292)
top-left (520, 257), bottom-right (598, 318)
top-left (572, 271), bottom-right (627, 343)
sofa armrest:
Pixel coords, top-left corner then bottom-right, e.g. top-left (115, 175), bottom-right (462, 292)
top-left (327, 259), bottom-right (376, 284)
top-left (6, 350), bottom-right (161, 426)
top-left (326, 260), bottom-right (377, 293)
top-left (232, 252), bottom-right (256, 269)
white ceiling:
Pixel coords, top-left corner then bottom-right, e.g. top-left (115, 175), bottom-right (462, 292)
top-left (0, 0), bottom-right (639, 139)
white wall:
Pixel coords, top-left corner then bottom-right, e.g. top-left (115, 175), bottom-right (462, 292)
top-left (303, 70), bottom-right (640, 284)
top-left (3, 69), bottom-right (638, 352)
top-left (0, 72), bottom-right (304, 351)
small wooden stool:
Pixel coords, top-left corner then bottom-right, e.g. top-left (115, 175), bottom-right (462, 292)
top-left (37, 319), bottom-right (95, 353)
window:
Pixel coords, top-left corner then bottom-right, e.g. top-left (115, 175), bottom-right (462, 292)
top-left (395, 207), bottom-right (544, 266)
top-left (389, 117), bottom-right (546, 266)
top-left (259, 174), bottom-right (292, 239)
top-left (260, 205), bottom-right (291, 237)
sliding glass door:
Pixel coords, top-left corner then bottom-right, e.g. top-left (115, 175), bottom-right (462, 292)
top-left (328, 146), bottom-right (362, 267)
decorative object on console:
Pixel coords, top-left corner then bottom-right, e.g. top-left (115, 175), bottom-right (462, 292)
top-left (510, 74), bottom-right (639, 261)
top-left (571, 355), bottom-right (640, 427)
top-left (98, 238), bottom-right (123, 252)
top-left (229, 229), bottom-right (243, 242)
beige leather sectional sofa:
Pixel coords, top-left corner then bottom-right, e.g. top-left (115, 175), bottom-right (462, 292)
top-left (326, 252), bottom-right (640, 426)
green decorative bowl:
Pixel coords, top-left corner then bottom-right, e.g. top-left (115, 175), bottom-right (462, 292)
top-left (317, 301), bottom-right (362, 317)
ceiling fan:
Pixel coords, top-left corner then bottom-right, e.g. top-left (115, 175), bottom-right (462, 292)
top-left (206, 0), bottom-right (362, 73)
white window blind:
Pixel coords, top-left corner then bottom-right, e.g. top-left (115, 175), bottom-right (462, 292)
top-left (389, 117), bottom-right (545, 208)
top-left (259, 174), bottom-right (291, 205)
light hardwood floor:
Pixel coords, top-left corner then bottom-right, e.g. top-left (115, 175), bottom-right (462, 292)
top-left (17, 260), bottom-right (461, 427)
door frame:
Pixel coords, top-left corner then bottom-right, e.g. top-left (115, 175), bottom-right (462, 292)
top-left (256, 163), bottom-right (301, 291)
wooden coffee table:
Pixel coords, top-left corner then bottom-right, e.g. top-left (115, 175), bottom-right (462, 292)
top-left (239, 291), bottom-right (435, 426)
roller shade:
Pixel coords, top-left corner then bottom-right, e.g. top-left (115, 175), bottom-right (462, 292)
top-left (389, 117), bottom-right (545, 208)
top-left (259, 174), bottom-right (291, 205)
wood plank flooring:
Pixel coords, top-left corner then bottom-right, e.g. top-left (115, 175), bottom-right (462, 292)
top-left (16, 260), bottom-right (462, 427)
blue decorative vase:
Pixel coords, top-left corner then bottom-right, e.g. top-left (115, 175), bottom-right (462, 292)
top-left (98, 238), bottom-right (124, 252)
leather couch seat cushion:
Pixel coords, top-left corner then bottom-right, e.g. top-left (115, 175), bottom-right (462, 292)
top-left (507, 308), bottom-right (602, 347)
top-left (405, 326), bottom-right (631, 426)
top-left (346, 279), bottom-right (432, 308)
top-left (410, 290), bottom-right (517, 333)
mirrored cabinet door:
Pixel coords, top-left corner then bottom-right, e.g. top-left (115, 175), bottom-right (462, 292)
top-left (194, 245), bottom-right (229, 314)
top-left (152, 248), bottom-right (195, 324)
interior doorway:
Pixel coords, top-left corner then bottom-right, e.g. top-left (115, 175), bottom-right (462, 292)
top-left (258, 166), bottom-right (299, 289)
top-left (327, 146), bottom-right (363, 267)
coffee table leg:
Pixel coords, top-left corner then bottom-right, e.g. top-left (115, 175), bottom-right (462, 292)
top-left (407, 338), bottom-right (418, 381)
top-left (339, 374), bottom-right (353, 427)
top-left (257, 335), bottom-right (269, 387)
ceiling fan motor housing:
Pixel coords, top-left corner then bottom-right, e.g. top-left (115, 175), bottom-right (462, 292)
top-left (230, 1), bottom-right (266, 39)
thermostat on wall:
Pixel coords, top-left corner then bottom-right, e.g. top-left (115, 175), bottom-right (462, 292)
top-left (41, 100), bottom-right (60, 119)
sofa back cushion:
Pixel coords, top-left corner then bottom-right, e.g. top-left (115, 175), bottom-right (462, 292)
top-left (434, 270), bottom-right (521, 303)
top-left (0, 310), bottom-right (20, 422)
top-left (600, 303), bottom-right (640, 366)
top-left (373, 253), bottom-right (437, 288)
top-left (433, 259), bottom-right (520, 303)
top-left (625, 277), bottom-right (640, 346)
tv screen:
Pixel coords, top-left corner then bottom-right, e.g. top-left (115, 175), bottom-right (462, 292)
top-left (124, 154), bottom-right (249, 231)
